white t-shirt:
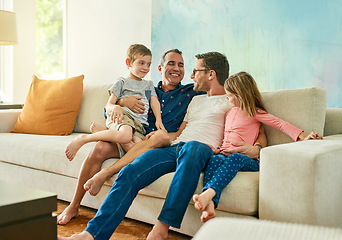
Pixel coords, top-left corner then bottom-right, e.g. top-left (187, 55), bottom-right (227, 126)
top-left (172, 94), bottom-right (231, 147)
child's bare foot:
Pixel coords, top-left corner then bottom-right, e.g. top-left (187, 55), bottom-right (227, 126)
top-left (57, 231), bottom-right (94, 240)
top-left (84, 169), bottom-right (109, 196)
top-left (65, 135), bottom-right (87, 161)
top-left (200, 200), bottom-right (216, 222)
top-left (57, 205), bottom-right (79, 225)
top-left (193, 188), bottom-right (216, 211)
top-left (89, 121), bottom-right (107, 133)
top-left (146, 221), bottom-right (169, 240)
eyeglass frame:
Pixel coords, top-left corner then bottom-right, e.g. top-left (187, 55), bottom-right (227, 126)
top-left (192, 69), bottom-right (207, 75)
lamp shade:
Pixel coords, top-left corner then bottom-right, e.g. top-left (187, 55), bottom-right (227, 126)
top-left (0, 10), bottom-right (17, 45)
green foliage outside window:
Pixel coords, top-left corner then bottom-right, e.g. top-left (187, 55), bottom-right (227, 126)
top-left (36, 0), bottom-right (64, 79)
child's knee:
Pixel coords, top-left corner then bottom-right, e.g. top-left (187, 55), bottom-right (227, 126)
top-left (117, 125), bottom-right (133, 143)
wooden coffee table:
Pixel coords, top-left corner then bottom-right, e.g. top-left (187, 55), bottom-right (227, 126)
top-left (0, 181), bottom-right (57, 240)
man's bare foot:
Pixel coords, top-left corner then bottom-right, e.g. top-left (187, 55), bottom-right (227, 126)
top-left (146, 221), bottom-right (169, 240)
top-left (193, 188), bottom-right (216, 211)
top-left (57, 231), bottom-right (94, 240)
top-left (200, 200), bottom-right (216, 222)
top-left (65, 135), bottom-right (87, 161)
top-left (57, 205), bottom-right (79, 225)
top-left (90, 121), bottom-right (107, 133)
top-left (84, 169), bottom-right (109, 196)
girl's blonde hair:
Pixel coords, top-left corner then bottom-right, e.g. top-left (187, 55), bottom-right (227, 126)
top-left (224, 72), bottom-right (266, 117)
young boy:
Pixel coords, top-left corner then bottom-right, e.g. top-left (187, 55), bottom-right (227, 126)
top-left (65, 44), bottom-right (164, 161)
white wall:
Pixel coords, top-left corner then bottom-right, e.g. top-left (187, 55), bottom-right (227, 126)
top-left (67, 0), bottom-right (152, 85)
top-left (11, 0), bottom-right (152, 102)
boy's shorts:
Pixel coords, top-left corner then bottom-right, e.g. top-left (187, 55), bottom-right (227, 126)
top-left (106, 110), bottom-right (146, 141)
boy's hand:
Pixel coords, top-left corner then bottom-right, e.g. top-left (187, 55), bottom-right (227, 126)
top-left (118, 96), bottom-right (145, 114)
top-left (110, 105), bottom-right (124, 124)
top-left (155, 119), bottom-right (165, 130)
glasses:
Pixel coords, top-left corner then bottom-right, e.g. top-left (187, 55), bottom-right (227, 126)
top-left (192, 69), bottom-right (207, 75)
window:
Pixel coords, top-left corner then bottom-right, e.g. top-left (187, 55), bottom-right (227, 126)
top-left (36, 0), bottom-right (65, 79)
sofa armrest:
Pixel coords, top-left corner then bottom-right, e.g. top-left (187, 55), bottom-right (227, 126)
top-left (324, 108), bottom-right (342, 136)
top-left (259, 138), bottom-right (342, 228)
top-left (0, 109), bottom-right (21, 133)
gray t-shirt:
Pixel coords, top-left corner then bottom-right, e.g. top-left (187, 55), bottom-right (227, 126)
top-left (108, 77), bottom-right (157, 127)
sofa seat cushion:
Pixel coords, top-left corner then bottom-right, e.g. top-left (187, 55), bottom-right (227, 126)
top-left (106, 167), bottom-right (259, 216)
top-left (0, 132), bottom-right (259, 216)
top-left (0, 133), bottom-right (118, 178)
top-left (193, 218), bottom-right (342, 240)
top-left (323, 134), bottom-right (342, 140)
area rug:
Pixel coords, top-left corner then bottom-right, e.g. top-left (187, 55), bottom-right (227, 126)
top-left (56, 200), bottom-right (191, 240)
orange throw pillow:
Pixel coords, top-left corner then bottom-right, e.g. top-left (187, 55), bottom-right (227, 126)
top-left (11, 75), bottom-right (84, 135)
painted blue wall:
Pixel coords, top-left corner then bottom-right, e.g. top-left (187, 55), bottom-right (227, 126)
top-left (151, 0), bottom-right (342, 108)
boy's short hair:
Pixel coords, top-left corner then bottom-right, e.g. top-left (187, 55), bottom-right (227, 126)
top-left (127, 44), bottom-right (152, 63)
top-left (195, 52), bottom-right (229, 86)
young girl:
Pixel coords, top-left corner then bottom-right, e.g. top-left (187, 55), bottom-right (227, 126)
top-left (193, 72), bottom-right (322, 222)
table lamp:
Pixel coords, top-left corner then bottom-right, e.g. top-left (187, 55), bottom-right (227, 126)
top-left (0, 10), bottom-right (17, 45)
top-left (0, 10), bottom-right (17, 103)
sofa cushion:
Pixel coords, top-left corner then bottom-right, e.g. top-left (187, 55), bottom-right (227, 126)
top-left (106, 167), bottom-right (259, 216)
top-left (0, 133), bottom-right (104, 178)
top-left (261, 87), bottom-right (326, 146)
top-left (324, 108), bottom-right (342, 136)
top-left (193, 218), bottom-right (342, 240)
top-left (11, 75), bottom-right (84, 135)
top-left (74, 85), bottom-right (112, 133)
top-left (0, 128), bottom-right (259, 216)
top-left (196, 171), bottom-right (259, 215)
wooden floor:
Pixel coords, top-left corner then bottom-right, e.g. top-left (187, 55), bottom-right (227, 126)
top-left (56, 200), bottom-right (192, 240)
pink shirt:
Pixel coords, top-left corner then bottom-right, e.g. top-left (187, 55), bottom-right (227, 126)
top-left (220, 107), bottom-right (303, 151)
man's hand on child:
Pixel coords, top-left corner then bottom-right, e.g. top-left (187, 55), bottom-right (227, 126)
top-left (228, 142), bottom-right (261, 159)
top-left (207, 145), bottom-right (220, 154)
top-left (118, 96), bottom-right (145, 114)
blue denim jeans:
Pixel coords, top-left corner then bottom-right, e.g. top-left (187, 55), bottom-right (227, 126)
top-left (203, 153), bottom-right (259, 207)
top-left (85, 141), bottom-right (213, 240)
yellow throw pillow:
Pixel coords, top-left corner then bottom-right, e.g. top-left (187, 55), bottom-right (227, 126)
top-left (11, 75), bottom-right (84, 135)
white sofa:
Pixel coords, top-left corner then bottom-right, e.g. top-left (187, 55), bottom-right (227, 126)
top-left (193, 218), bottom-right (342, 240)
top-left (1, 85), bottom-right (342, 237)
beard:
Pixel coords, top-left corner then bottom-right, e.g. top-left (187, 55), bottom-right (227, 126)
top-left (193, 81), bottom-right (208, 92)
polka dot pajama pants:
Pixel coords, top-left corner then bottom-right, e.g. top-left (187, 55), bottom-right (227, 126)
top-left (203, 153), bottom-right (259, 207)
